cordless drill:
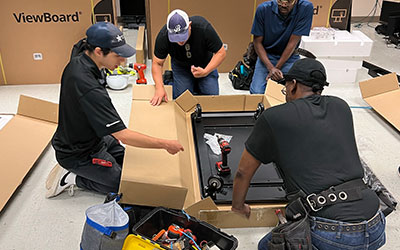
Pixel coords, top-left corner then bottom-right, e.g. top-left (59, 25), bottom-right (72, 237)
top-left (133, 63), bottom-right (147, 84)
top-left (215, 136), bottom-right (231, 175)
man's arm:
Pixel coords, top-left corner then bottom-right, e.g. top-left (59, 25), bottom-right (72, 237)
top-left (272, 34), bottom-right (302, 79)
top-left (253, 35), bottom-right (283, 80)
top-left (150, 55), bottom-right (168, 106)
top-left (112, 128), bottom-right (184, 154)
top-left (191, 45), bottom-right (226, 78)
top-left (231, 149), bottom-right (262, 218)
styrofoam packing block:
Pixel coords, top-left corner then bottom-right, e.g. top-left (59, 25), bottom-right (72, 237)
top-left (300, 30), bottom-right (373, 57)
top-left (326, 68), bottom-right (358, 83)
top-left (318, 58), bottom-right (363, 69)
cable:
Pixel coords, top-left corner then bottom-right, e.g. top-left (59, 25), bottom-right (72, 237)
top-left (353, 0), bottom-right (380, 29)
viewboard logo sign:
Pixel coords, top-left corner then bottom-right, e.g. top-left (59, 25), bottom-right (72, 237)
top-left (13, 11), bottom-right (82, 23)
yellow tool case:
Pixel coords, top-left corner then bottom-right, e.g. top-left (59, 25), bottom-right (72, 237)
top-left (122, 234), bottom-right (164, 250)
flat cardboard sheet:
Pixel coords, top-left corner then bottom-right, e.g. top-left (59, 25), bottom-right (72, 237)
top-left (359, 73), bottom-right (400, 131)
top-left (0, 96), bottom-right (57, 211)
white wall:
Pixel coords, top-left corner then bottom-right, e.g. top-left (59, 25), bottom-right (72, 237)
top-left (351, 0), bottom-right (382, 17)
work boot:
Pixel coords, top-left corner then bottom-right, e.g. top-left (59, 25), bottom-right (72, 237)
top-left (45, 164), bottom-right (76, 198)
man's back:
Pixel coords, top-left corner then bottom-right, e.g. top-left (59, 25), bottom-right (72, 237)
top-left (246, 95), bottom-right (379, 221)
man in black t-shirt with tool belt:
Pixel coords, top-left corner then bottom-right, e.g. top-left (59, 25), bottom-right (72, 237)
top-left (231, 58), bottom-right (386, 249)
top-left (150, 9), bottom-right (226, 104)
top-left (46, 22), bottom-right (183, 198)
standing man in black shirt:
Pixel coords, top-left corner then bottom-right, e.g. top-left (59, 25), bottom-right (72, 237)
top-left (231, 58), bottom-right (386, 249)
top-left (46, 22), bottom-right (184, 198)
top-left (150, 9), bottom-right (226, 105)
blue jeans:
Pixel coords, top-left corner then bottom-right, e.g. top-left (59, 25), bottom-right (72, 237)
top-left (250, 54), bottom-right (299, 94)
top-left (171, 60), bottom-right (219, 99)
top-left (258, 211), bottom-right (386, 250)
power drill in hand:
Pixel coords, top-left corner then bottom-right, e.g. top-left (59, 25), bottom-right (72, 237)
top-left (133, 63), bottom-right (147, 84)
top-left (215, 136), bottom-right (231, 175)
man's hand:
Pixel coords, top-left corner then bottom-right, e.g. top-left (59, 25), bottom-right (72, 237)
top-left (150, 87), bottom-right (168, 106)
top-left (164, 140), bottom-right (184, 154)
top-left (231, 203), bottom-right (251, 218)
top-left (191, 65), bottom-right (208, 78)
top-left (267, 67), bottom-right (284, 81)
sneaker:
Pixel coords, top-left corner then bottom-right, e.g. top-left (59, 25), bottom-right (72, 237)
top-left (45, 164), bottom-right (75, 198)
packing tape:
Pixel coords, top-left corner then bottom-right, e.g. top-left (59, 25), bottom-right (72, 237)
top-left (90, 0), bottom-right (95, 24)
top-left (326, 0), bottom-right (334, 27)
top-left (0, 52), bottom-right (7, 85)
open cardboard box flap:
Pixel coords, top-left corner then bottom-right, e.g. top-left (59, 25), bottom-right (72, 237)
top-left (120, 80), bottom-right (287, 227)
top-left (359, 73), bottom-right (400, 131)
top-left (0, 95), bottom-right (58, 211)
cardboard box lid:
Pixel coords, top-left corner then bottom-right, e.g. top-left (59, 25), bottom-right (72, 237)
top-left (0, 95), bottom-right (58, 211)
top-left (359, 73), bottom-right (400, 131)
top-left (120, 85), bottom-right (189, 209)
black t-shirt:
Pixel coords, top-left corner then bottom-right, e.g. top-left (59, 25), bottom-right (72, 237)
top-left (154, 16), bottom-right (223, 69)
top-left (246, 95), bottom-right (379, 222)
top-left (52, 53), bottom-right (126, 158)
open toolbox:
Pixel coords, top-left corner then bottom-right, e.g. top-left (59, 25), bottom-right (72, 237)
top-left (132, 207), bottom-right (238, 250)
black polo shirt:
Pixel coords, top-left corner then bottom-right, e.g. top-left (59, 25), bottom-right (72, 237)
top-left (52, 53), bottom-right (126, 158)
top-left (154, 16), bottom-right (223, 69)
top-left (246, 95), bottom-right (379, 222)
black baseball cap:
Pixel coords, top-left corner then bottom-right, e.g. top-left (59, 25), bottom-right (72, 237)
top-left (283, 58), bottom-right (329, 89)
top-left (86, 22), bottom-right (136, 58)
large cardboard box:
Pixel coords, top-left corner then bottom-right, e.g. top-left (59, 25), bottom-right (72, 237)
top-left (359, 73), bottom-right (400, 131)
top-left (0, 0), bottom-right (116, 85)
top-left (0, 96), bottom-right (58, 211)
top-left (119, 80), bottom-right (287, 228)
top-left (145, 0), bottom-right (351, 73)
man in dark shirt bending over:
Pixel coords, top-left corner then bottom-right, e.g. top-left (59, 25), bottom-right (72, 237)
top-left (231, 58), bottom-right (386, 249)
top-left (46, 22), bottom-right (183, 198)
top-left (151, 9), bottom-right (226, 104)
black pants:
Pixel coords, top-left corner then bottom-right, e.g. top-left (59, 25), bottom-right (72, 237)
top-left (56, 136), bottom-right (125, 194)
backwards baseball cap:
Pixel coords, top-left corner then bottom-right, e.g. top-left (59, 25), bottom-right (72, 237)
top-left (167, 9), bottom-right (190, 43)
top-left (283, 58), bottom-right (329, 90)
top-left (86, 22), bottom-right (136, 58)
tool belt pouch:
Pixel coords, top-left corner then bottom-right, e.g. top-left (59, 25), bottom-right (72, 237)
top-left (80, 199), bottom-right (129, 250)
top-left (268, 198), bottom-right (312, 250)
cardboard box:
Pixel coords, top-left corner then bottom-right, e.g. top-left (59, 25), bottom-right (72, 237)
top-left (119, 80), bottom-right (287, 228)
top-left (135, 26), bottom-right (147, 64)
top-left (359, 73), bottom-right (400, 131)
top-left (312, 0), bottom-right (351, 30)
top-left (0, 96), bottom-right (58, 211)
top-left (0, 0), bottom-right (116, 85)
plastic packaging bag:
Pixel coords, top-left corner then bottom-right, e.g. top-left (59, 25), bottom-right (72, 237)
top-left (80, 199), bottom-right (129, 250)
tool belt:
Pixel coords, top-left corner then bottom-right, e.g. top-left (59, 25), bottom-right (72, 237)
top-left (268, 179), bottom-right (367, 250)
top-left (305, 179), bottom-right (367, 212)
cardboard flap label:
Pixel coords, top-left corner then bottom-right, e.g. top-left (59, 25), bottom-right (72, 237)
top-left (17, 95), bottom-right (58, 123)
top-left (132, 85), bottom-right (172, 101)
top-left (359, 73), bottom-right (399, 99)
top-left (175, 90), bottom-right (198, 112)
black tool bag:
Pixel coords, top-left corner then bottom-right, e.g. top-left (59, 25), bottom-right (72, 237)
top-left (228, 61), bottom-right (254, 90)
top-left (229, 42), bottom-right (257, 90)
top-left (268, 198), bottom-right (312, 250)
